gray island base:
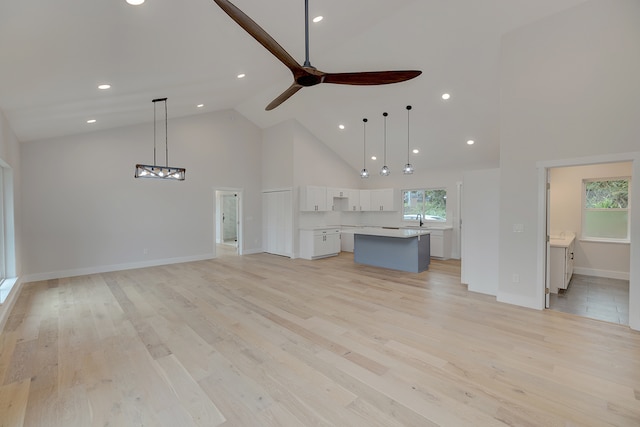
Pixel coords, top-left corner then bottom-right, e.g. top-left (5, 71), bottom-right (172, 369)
top-left (353, 228), bottom-right (431, 273)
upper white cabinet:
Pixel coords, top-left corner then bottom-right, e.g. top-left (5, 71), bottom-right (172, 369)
top-left (300, 186), bottom-right (328, 211)
top-left (365, 188), bottom-right (397, 211)
top-left (301, 186), bottom-right (397, 212)
top-left (359, 190), bottom-right (371, 211)
top-left (345, 189), bottom-right (360, 211)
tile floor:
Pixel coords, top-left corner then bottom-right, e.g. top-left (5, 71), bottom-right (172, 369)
top-left (550, 274), bottom-right (629, 325)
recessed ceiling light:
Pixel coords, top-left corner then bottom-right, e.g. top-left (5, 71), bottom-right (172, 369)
top-left (412, 149), bottom-right (419, 154)
top-left (467, 140), bottom-right (475, 145)
top-left (87, 119), bottom-right (97, 124)
top-left (338, 124), bottom-right (345, 130)
top-left (98, 84), bottom-right (111, 90)
top-left (371, 156), bottom-right (377, 160)
top-left (237, 73), bottom-right (246, 79)
top-left (313, 16), bottom-right (323, 23)
top-left (197, 104), bottom-right (204, 108)
top-left (442, 93), bottom-right (450, 100)
top-left (126, 0), bottom-right (145, 5)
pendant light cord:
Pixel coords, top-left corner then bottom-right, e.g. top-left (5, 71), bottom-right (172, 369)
top-left (363, 118), bottom-right (368, 168)
top-left (383, 112), bottom-right (388, 165)
top-left (406, 105), bottom-right (412, 163)
top-left (153, 101), bottom-right (157, 166)
top-left (164, 99), bottom-right (168, 167)
top-left (152, 97), bottom-right (169, 167)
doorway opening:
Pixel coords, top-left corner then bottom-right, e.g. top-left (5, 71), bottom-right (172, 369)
top-left (215, 189), bottom-right (242, 257)
top-left (542, 158), bottom-right (633, 326)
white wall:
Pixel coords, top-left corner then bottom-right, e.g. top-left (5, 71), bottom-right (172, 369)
top-left (21, 110), bottom-right (263, 280)
top-left (462, 168), bottom-right (500, 295)
top-left (499, 0), bottom-right (640, 330)
top-left (0, 110), bottom-right (22, 329)
top-left (550, 162), bottom-right (631, 279)
top-left (262, 121), bottom-right (294, 190)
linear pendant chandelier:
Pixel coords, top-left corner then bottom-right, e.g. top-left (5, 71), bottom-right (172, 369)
top-left (135, 97), bottom-right (186, 180)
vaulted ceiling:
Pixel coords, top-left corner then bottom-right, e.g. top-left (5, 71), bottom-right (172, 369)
top-left (0, 0), bottom-right (587, 172)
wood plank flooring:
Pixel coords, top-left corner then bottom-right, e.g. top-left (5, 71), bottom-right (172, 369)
top-left (1, 253), bottom-right (639, 426)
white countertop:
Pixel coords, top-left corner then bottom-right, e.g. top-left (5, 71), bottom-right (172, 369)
top-left (350, 227), bottom-right (430, 239)
top-left (550, 233), bottom-right (575, 248)
top-left (402, 225), bottom-right (453, 231)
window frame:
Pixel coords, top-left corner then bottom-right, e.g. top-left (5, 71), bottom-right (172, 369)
top-left (581, 176), bottom-right (630, 243)
top-left (401, 188), bottom-right (447, 224)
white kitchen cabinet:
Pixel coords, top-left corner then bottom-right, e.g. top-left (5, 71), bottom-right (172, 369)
top-left (326, 188), bottom-right (360, 211)
top-left (360, 188), bottom-right (397, 211)
top-left (299, 228), bottom-right (341, 260)
top-left (359, 190), bottom-right (371, 211)
top-left (300, 186), bottom-right (328, 211)
top-left (549, 234), bottom-right (575, 293)
top-left (340, 230), bottom-right (355, 252)
top-left (428, 228), bottom-right (452, 259)
top-left (345, 189), bottom-right (360, 212)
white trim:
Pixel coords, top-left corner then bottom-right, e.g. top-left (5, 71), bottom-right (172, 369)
top-left (497, 292), bottom-right (542, 311)
top-left (241, 248), bottom-right (264, 255)
top-left (573, 267), bottom-right (629, 281)
top-left (22, 253), bottom-right (214, 283)
top-left (214, 187), bottom-right (244, 256)
top-left (0, 277), bottom-right (22, 333)
top-left (537, 151), bottom-right (640, 331)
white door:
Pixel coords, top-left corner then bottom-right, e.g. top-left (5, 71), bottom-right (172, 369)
top-left (263, 190), bottom-right (293, 257)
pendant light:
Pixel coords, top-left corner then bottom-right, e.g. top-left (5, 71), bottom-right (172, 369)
top-left (135, 98), bottom-right (186, 180)
top-left (360, 118), bottom-right (369, 178)
top-left (403, 105), bottom-right (414, 174)
top-left (380, 112), bottom-right (390, 176)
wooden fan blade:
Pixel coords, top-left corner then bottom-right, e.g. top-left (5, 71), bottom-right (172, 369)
top-left (322, 70), bottom-right (422, 85)
top-left (213, 0), bottom-right (302, 72)
top-left (266, 83), bottom-right (304, 111)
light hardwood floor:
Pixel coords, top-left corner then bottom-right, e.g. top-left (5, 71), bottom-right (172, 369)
top-left (1, 253), bottom-right (639, 426)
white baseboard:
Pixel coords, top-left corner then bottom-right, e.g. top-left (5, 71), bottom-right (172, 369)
top-left (497, 292), bottom-right (543, 310)
top-left (22, 253), bottom-right (215, 283)
top-left (0, 277), bottom-right (22, 332)
top-left (573, 267), bottom-right (629, 281)
top-left (241, 248), bottom-right (264, 255)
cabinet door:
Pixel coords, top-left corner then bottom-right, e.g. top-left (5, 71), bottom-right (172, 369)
top-left (565, 240), bottom-right (575, 286)
top-left (370, 189), bottom-right (397, 211)
top-left (430, 232), bottom-right (444, 258)
top-left (360, 190), bottom-right (371, 211)
top-left (300, 186), bottom-right (328, 211)
top-left (327, 232), bottom-right (341, 254)
top-left (346, 189), bottom-right (360, 211)
top-left (263, 191), bottom-right (292, 257)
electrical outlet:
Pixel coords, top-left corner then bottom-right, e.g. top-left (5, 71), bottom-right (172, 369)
top-left (512, 274), bottom-right (520, 283)
top-left (143, 248), bottom-right (148, 255)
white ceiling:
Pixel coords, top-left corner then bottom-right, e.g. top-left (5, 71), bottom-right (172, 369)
top-left (0, 0), bottom-right (588, 172)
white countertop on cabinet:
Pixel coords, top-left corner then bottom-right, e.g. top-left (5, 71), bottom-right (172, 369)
top-left (350, 227), bottom-right (430, 239)
top-left (550, 233), bottom-right (575, 248)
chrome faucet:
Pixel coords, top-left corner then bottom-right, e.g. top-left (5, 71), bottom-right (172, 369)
top-left (417, 213), bottom-right (423, 227)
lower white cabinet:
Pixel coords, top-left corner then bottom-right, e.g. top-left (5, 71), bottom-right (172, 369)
top-left (550, 235), bottom-right (575, 293)
top-left (429, 228), bottom-right (452, 259)
top-left (299, 228), bottom-right (341, 260)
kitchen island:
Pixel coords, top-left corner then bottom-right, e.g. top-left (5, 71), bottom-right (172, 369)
top-left (353, 227), bottom-right (431, 273)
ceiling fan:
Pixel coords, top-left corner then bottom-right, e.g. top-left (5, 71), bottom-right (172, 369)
top-left (213, 0), bottom-right (422, 110)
